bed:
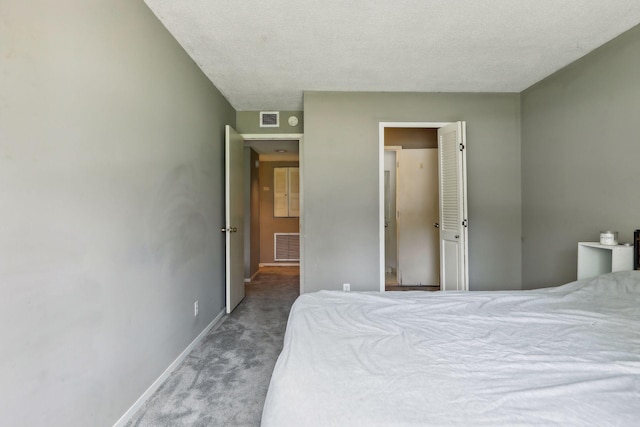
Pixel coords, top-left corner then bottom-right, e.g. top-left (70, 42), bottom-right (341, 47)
top-left (262, 271), bottom-right (640, 426)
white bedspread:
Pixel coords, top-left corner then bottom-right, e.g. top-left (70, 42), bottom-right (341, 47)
top-left (262, 272), bottom-right (640, 426)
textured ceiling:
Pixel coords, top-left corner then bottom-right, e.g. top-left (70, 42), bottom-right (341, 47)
top-left (244, 139), bottom-right (299, 155)
top-left (144, 0), bottom-right (640, 111)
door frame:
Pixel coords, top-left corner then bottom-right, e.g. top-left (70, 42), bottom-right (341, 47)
top-left (241, 133), bottom-right (305, 293)
top-left (378, 122), bottom-right (452, 292)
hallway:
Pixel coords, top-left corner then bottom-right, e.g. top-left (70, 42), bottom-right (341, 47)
top-left (251, 266), bottom-right (300, 287)
top-left (127, 267), bottom-right (299, 426)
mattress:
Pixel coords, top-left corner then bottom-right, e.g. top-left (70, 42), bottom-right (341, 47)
top-left (262, 271), bottom-right (640, 426)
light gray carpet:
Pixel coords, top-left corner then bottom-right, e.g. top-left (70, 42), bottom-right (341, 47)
top-left (127, 271), bottom-right (299, 427)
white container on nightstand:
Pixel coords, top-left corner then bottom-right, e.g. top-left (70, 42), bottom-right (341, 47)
top-left (577, 242), bottom-right (634, 280)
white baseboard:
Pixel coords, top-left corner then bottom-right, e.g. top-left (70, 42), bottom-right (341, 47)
top-left (259, 262), bottom-right (300, 267)
top-left (244, 269), bottom-right (261, 283)
top-left (112, 308), bottom-right (227, 427)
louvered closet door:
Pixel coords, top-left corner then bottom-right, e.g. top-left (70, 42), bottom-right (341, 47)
top-left (438, 122), bottom-right (468, 291)
top-left (273, 168), bottom-right (289, 217)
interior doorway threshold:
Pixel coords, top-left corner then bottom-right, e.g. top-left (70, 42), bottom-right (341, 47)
top-left (259, 262), bottom-right (300, 267)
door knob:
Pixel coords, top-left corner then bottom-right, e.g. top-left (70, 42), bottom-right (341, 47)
top-left (455, 235), bottom-right (460, 239)
top-left (221, 227), bottom-right (227, 232)
top-left (434, 223), bottom-right (439, 228)
top-left (230, 227), bottom-right (238, 233)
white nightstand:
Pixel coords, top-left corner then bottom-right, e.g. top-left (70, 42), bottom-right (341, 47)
top-left (577, 242), bottom-right (634, 280)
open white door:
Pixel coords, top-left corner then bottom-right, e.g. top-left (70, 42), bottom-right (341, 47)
top-left (438, 122), bottom-right (468, 291)
top-left (397, 148), bottom-right (439, 286)
top-left (225, 125), bottom-right (245, 313)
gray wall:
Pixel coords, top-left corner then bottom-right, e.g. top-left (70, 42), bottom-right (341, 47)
top-left (243, 148), bottom-right (253, 278)
top-left (303, 92), bottom-right (522, 292)
top-left (243, 148), bottom-right (261, 279)
top-left (0, 1), bottom-right (235, 426)
top-left (250, 149), bottom-right (261, 276)
top-left (236, 111), bottom-right (304, 134)
top-left (521, 24), bottom-right (640, 289)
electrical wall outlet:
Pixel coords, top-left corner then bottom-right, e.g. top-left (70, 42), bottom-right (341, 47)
top-left (343, 283), bottom-right (350, 292)
top-left (194, 300), bottom-right (199, 317)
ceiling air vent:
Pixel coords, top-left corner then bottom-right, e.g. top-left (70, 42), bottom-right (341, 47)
top-left (260, 111), bottom-right (279, 128)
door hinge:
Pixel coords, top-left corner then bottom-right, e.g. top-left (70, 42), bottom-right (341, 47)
top-left (462, 219), bottom-right (468, 228)
top-left (459, 143), bottom-right (465, 151)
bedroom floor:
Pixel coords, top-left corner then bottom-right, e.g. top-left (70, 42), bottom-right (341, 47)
top-left (126, 267), bottom-right (299, 427)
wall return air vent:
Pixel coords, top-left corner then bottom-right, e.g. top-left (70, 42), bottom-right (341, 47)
top-left (274, 233), bottom-right (300, 261)
top-left (260, 111), bottom-right (279, 128)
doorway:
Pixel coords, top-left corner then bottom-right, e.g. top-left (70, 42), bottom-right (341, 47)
top-left (383, 130), bottom-right (439, 288)
top-left (242, 134), bottom-right (304, 293)
top-left (384, 148), bottom-right (399, 284)
top-left (378, 122), bottom-right (468, 292)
